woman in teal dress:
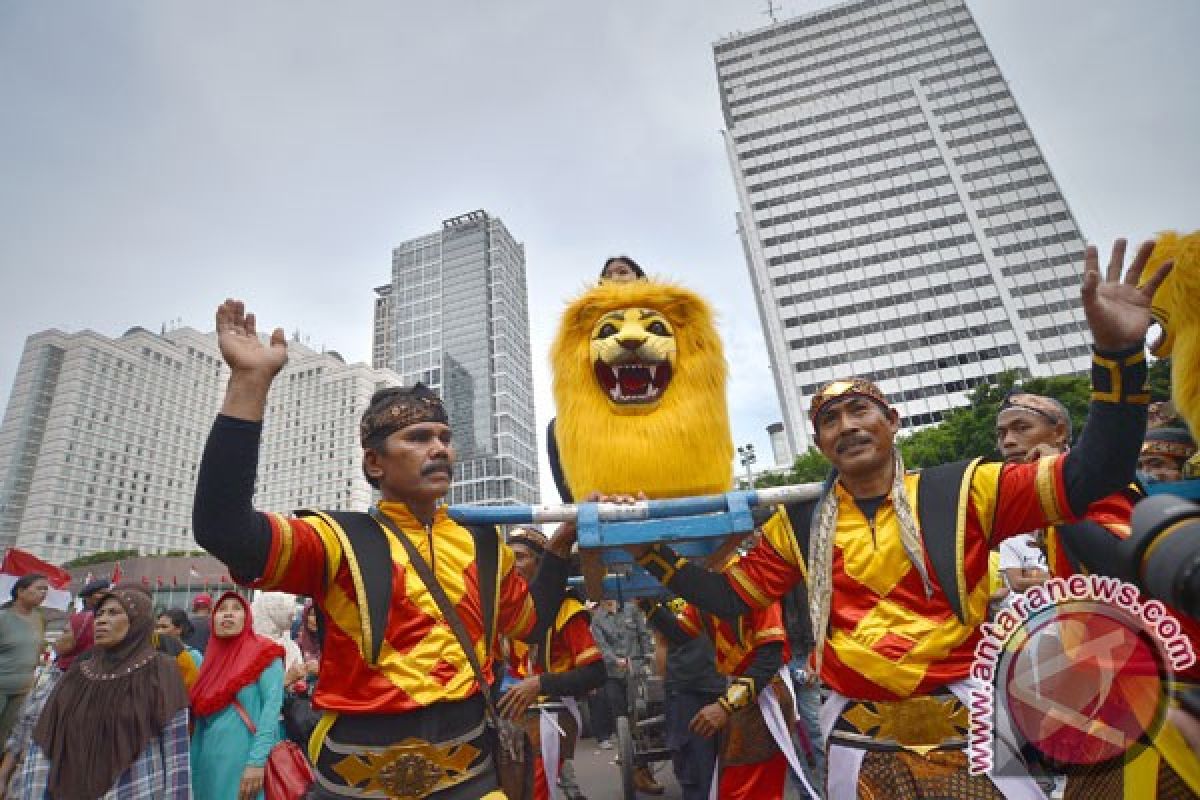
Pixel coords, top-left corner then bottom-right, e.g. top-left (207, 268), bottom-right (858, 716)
top-left (189, 591), bottom-right (285, 800)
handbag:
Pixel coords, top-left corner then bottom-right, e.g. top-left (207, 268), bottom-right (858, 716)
top-left (282, 686), bottom-right (322, 746)
top-left (232, 699), bottom-right (316, 800)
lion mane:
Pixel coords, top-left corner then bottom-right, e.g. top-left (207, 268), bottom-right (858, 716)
top-left (1141, 230), bottom-right (1200, 434)
top-left (550, 279), bottom-right (733, 500)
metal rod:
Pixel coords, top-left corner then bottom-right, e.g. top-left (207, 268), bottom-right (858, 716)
top-left (447, 482), bottom-right (824, 526)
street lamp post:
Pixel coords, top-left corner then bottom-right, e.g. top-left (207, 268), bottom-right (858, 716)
top-left (737, 443), bottom-right (757, 488)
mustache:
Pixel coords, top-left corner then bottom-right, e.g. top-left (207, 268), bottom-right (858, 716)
top-left (835, 433), bottom-right (873, 454)
top-left (422, 461), bottom-right (452, 476)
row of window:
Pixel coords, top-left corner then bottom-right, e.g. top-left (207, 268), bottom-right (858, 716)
top-left (771, 211), bottom-right (970, 262)
top-left (716, 0), bottom-right (937, 62)
top-left (730, 23), bottom-right (978, 113)
top-left (795, 326), bottom-right (1016, 375)
top-left (763, 191), bottom-right (960, 249)
top-left (800, 346), bottom-right (1019, 394)
top-left (728, 9), bottom-right (972, 96)
top-left (731, 44), bottom-right (993, 124)
top-left (751, 155), bottom-right (944, 213)
top-left (744, 120), bottom-right (934, 179)
top-left (770, 231), bottom-right (977, 275)
top-left (1037, 344), bottom-right (1092, 364)
top-left (786, 296), bottom-right (1001, 349)
top-left (757, 174), bottom-right (954, 231)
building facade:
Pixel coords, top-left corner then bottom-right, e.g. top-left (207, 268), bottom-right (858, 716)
top-left (372, 210), bottom-right (540, 506)
top-left (0, 326), bottom-right (400, 563)
top-left (716, 0), bottom-right (1090, 453)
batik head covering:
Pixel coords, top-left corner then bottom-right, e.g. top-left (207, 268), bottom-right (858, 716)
top-left (359, 384), bottom-right (449, 446)
top-left (507, 526), bottom-right (548, 555)
top-left (808, 378), bottom-right (890, 427)
top-left (998, 390), bottom-right (1073, 441)
top-left (1142, 427), bottom-right (1197, 463)
top-left (33, 585), bottom-right (189, 800)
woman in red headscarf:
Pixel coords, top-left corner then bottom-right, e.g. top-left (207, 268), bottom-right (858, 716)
top-left (190, 591), bottom-right (285, 800)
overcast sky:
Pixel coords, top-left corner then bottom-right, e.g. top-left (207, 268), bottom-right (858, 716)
top-left (2, 0), bottom-right (1197, 500)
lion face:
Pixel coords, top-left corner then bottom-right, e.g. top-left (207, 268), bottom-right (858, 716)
top-left (590, 308), bottom-right (676, 409)
top-left (551, 279), bottom-right (733, 499)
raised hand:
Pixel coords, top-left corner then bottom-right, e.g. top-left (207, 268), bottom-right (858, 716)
top-left (1082, 239), bottom-right (1173, 352)
top-left (215, 298), bottom-right (288, 378)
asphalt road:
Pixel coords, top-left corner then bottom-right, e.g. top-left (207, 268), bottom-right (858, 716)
top-left (567, 735), bottom-right (681, 800)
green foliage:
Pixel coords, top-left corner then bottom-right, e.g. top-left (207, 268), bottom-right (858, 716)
top-left (162, 550), bottom-right (208, 557)
top-left (1148, 357), bottom-right (1172, 402)
top-left (62, 549), bottom-right (139, 568)
top-left (898, 370), bottom-right (1093, 468)
top-left (754, 447), bottom-right (830, 487)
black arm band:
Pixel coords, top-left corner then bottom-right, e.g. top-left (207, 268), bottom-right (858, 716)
top-left (637, 545), bottom-right (753, 620)
top-left (1062, 345), bottom-right (1149, 516)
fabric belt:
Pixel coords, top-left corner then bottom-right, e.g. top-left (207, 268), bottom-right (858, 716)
top-left (314, 718), bottom-right (493, 799)
top-left (829, 689), bottom-right (970, 755)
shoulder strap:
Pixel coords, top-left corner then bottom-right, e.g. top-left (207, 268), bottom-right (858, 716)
top-left (303, 510), bottom-right (393, 665)
top-left (784, 500), bottom-right (818, 560)
top-left (369, 508), bottom-right (500, 726)
top-left (468, 523), bottom-right (499, 665)
top-left (231, 699), bottom-right (257, 735)
top-left (915, 458), bottom-right (980, 623)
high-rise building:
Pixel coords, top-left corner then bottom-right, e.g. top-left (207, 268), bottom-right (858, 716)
top-left (0, 325), bottom-right (400, 563)
top-left (716, 0), bottom-right (1091, 453)
top-left (373, 210), bottom-right (540, 506)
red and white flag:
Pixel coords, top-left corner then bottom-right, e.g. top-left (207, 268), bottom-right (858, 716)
top-left (0, 548), bottom-right (73, 611)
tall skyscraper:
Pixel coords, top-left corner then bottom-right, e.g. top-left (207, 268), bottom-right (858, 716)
top-left (0, 326), bottom-right (400, 563)
top-left (373, 210), bottom-right (540, 506)
top-left (717, 0), bottom-right (1091, 453)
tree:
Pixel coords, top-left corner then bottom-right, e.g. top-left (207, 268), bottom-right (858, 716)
top-left (898, 370), bottom-right (1093, 468)
top-left (62, 549), bottom-right (140, 568)
top-left (754, 447), bottom-right (830, 487)
top-left (1148, 357), bottom-right (1172, 402)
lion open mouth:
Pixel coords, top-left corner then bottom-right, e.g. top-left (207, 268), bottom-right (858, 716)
top-left (594, 360), bottom-right (673, 404)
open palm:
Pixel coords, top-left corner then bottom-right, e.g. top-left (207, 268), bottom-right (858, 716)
top-left (215, 298), bottom-right (288, 377)
top-left (1082, 239), bottom-right (1172, 352)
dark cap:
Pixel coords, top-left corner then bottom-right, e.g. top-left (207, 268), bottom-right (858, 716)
top-left (79, 578), bottom-right (111, 598)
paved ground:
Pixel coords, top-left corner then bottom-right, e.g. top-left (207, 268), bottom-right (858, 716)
top-left (568, 735), bottom-right (681, 800)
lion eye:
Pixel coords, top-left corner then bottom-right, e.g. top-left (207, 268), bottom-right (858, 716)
top-left (596, 323), bottom-right (618, 339)
top-left (646, 321), bottom-right (669, 336)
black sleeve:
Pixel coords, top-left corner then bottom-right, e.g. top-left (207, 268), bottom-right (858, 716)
top-left (546, 418), bottom-right (574, 504)
top-left (742, 641), bottom-right (784, 697)
top-left (523, 553), bottom-right (570, 642)
top-left (1059, 345), bottom-right (1150, 516)
top-left (646, 604), bottom-right (694, 646)
top-left (192, 414), bottom-right (273, 582)
top-left (539, 659), bottom-right (607, 697)
top-left (635, 547), bottom-right (753, 621)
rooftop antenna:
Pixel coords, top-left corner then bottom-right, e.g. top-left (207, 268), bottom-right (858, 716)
top-left (764, 0), bottom-right (781, 24)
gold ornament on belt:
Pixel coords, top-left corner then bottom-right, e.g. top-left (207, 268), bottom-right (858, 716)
top-left (332, 738), bottom-right (480, 799)
top-left (840, 695), bottom-right (969, 756)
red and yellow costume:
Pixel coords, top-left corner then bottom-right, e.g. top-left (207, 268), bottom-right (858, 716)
top-left (254, 503), bottom-right (534, 715)
top-left (672, 600), bottom-right (792, 800)
top-left (729, 458), bottom-right (1070, 701)
top-left (505, 596), bottom-right (602, 800)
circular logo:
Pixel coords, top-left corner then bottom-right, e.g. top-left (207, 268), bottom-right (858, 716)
top-left (1003, 603), bottom-right (1167, 765)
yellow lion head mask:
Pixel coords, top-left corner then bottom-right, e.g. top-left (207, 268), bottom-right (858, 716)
top-left (1139, 230), bottom-right (1200, 434)
top-left (550, 279), bottom-right (733, 499)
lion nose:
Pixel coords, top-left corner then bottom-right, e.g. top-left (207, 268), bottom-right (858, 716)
top-left (618, 337), bottom-right (645, 351)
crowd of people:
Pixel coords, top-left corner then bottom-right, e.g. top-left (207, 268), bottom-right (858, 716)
top-left (0, 240), bottom-right (1196, 799)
